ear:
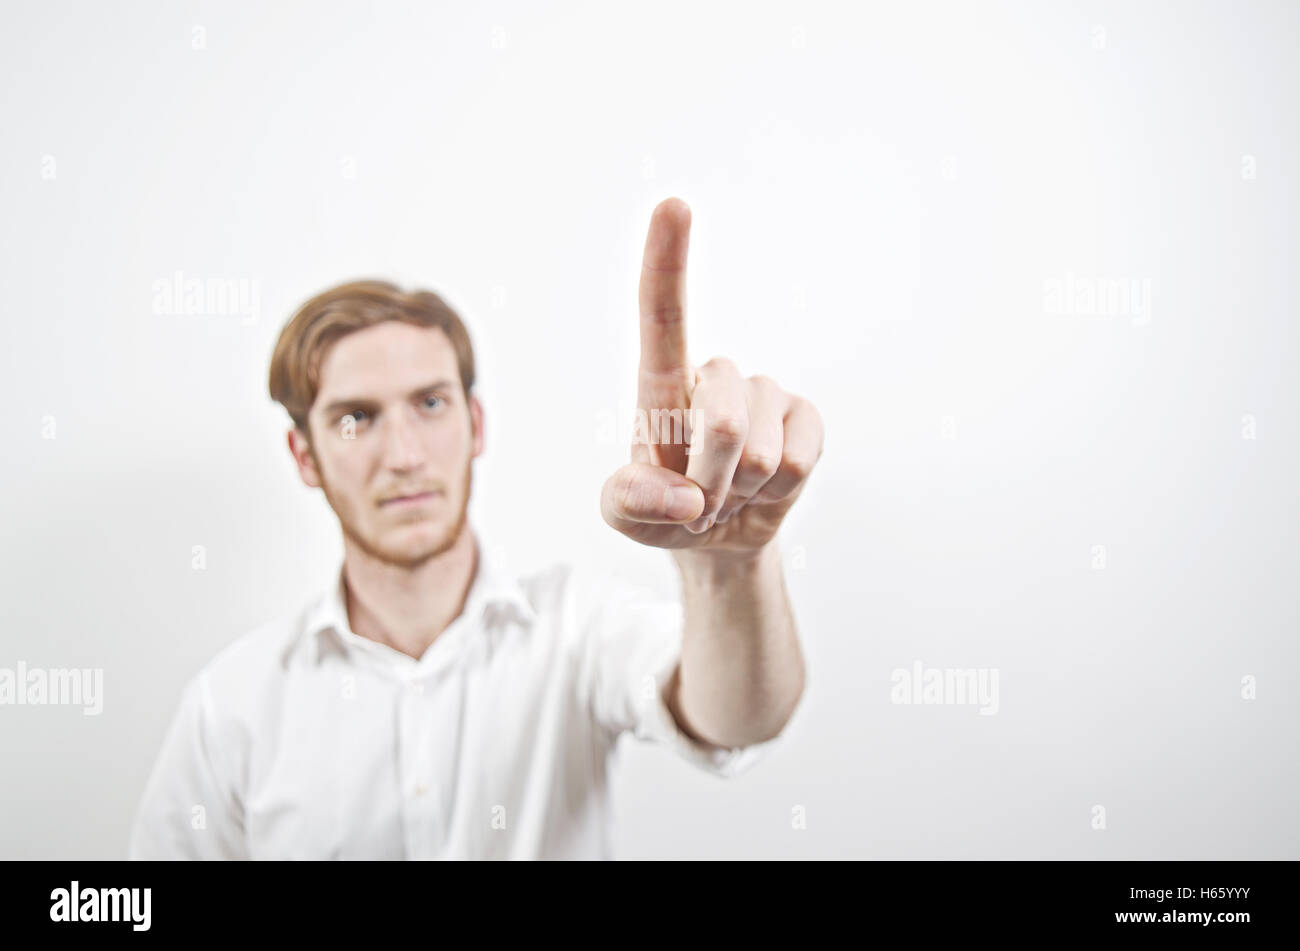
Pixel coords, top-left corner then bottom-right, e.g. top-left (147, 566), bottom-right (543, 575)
top-left (287, 426), bottom-right (323, 489)
top-left (469, 393), bottom-right (485, 460)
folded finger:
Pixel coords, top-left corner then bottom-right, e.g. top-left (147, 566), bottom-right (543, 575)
top-left (681, 357), bottom-right (748, 533)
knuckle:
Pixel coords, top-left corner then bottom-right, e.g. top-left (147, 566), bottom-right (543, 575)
top-left (702, 490), bottom-right (729, 512)
top-left (706, 413), bottom-right (747, 445)
top-left (615, 475), bottom-right (643, 514)
top-left (643, 304), bottom-right (685, 326)
top-left (639, 365), bottom-right (693, 389)
top-left (795, 394), bottom-right (823, 428)
top-left (703, 355), bottom-right (739, 376)
top-left (783, 453), bottom-right (817, 482)
top-left (740, 449), bottom-right (781, 479)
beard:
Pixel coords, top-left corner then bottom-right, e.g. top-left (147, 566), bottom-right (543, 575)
top-left (315, 448), bottom-right (473, 571)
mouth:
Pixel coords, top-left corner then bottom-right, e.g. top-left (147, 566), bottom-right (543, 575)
top-left (380, 490), bottom-right (442, 508)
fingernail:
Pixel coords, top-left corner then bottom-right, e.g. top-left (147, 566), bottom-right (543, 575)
top-left (685, 514), bottom-right (713, 534)
top-left (664, 485), bottom-right (701, 521)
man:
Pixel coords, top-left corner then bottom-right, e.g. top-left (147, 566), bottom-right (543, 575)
top-left (127, 198), bottom-right (824, 859)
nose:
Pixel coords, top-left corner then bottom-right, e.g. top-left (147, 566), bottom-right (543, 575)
top-left (381, 405), bottom-right (426, 471)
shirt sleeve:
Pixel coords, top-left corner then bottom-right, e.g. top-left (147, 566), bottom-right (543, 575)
top-left (127, 672), bottom-right (248, 859)
top-left (579, 566), bottom-right (779, 778)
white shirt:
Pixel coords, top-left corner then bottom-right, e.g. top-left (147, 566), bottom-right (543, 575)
top-left (127, 530), bottom-right (774, 859)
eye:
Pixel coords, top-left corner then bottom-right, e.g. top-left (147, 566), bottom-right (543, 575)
top-left (423, 395), bottom-right (445, 410)
top-left (341, 410), bottom-right (368, 425)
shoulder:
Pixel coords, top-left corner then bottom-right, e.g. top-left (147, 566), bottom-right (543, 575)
top-left (182, 609), bottom-right (305, 731)
top-left (531, 556), bottom-right (683, 668)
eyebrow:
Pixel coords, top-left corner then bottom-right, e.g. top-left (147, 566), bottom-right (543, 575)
top-left (318, 379), bottom-right (457, 418)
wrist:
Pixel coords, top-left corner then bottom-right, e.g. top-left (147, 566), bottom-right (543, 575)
top-left (672, 537), bottom-right (781, 583)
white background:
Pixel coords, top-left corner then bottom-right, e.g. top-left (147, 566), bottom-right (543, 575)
top-left (1, 0), bottom-right (1295, 858)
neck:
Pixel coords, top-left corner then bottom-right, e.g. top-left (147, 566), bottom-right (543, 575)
top-left (341, 523), bottom-right (479, 661)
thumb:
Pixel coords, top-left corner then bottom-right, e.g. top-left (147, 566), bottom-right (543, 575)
top-left (601, 462), bottom-right (705, 532)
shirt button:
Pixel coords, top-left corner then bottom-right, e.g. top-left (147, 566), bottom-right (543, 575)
top-left (414, 781), bottom-right (429, 796)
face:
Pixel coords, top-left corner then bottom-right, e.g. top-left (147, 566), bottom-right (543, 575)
top-left (287, 321), bottom-right (483, 571)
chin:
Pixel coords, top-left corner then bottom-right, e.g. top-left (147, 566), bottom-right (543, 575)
top-left (387, 522), bottom-right (455, 556)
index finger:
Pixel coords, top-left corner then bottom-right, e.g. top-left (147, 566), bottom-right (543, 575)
top-left (638, 197), bottom-right (691, 375)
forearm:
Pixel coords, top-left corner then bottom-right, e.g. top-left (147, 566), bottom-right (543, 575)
top-left (668, 539), bottom-right (806, 748)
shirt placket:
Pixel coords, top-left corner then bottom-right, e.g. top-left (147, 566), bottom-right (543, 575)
top-left (396, 665), bottom-right (442, 859)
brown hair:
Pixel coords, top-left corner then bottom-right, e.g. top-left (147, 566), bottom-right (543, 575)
top-left (268, 279), bottom-right (476, 436)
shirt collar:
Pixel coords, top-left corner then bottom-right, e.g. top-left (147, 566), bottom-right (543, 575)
top-left (302, 528), bottom-right (537, 665)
